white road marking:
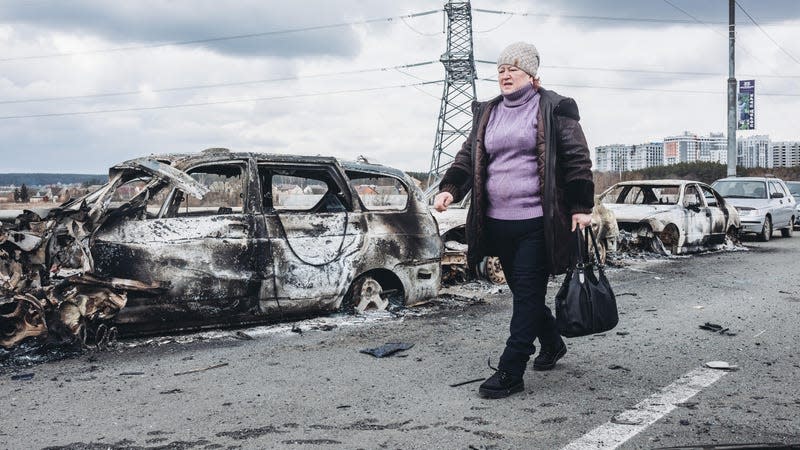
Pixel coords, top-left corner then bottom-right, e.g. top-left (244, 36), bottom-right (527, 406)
top-left (562, 366), bottom-right (728, 450)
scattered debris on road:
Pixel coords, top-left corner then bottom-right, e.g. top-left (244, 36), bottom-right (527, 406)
top-left (699, 322), bottom-right (737, 336)
top-left (449, 378), bottom-right (486, 388)
top-left (174, 362), bottom-right (229, 376)
top-left (234, 331), bottom-right (254, 340)
top-left (10, 372), bottom-right (34, 380)
top-left (705, 360), bottom-right (739, 371)
top-left (359, 342), bottom-right (414, 358)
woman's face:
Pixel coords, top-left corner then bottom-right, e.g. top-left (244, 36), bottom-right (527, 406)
top-left (497, 64), bottom-right (532, 95)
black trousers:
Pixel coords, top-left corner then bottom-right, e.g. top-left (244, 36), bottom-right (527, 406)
top-left (487, 216), bottom-right (560, 377)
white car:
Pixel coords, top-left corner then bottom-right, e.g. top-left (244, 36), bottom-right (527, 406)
top-left (600, 180), bottom-right (740, 254)
top-left (712, 176), bottom-right (796, 241)
top-left (786, 181), bottom-right (800, 229)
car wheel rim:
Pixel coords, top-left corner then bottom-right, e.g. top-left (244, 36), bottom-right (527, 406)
top-left (484, 256), bottom-right (506, 284)
top-left (353, 278), bottom-right (388, 313)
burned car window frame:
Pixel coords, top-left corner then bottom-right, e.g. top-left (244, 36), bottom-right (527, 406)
top-left (163, 161), bottom-right (249, 218)
top-left (345, 170), bottom-right (410, 212)
top-left (257, 163), bottom-right (353, 214)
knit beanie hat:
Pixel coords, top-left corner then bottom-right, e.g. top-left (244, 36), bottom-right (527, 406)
top-left (497, 42), bottom-right (540, 77)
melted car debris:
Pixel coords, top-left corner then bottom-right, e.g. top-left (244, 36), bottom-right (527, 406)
top-left (1, 161), bottom-right (190, 351)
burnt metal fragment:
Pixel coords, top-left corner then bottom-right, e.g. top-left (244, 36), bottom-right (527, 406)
top-left (359, 342), bottom-right (414, 358)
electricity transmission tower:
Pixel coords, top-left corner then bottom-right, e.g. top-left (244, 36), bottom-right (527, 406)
top-left (427, 1), bottom-right (477, 185)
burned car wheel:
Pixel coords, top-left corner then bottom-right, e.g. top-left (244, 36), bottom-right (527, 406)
top-left (479, 256), bottom-right (506, 285)
top-left (659, 224), bottom-right (680, 254)
top-left (341, 275), bottom-right (396, 314)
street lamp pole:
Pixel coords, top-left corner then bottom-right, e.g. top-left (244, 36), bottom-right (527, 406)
top-left (726, 0), bottom-right (737, 177)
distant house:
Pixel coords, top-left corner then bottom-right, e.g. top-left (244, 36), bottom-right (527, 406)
top-left (0, 190), bottom-right (13, 203)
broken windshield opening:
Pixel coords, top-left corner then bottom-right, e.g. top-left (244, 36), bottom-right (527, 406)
top-left (601, 185), bottom-right (680, 205)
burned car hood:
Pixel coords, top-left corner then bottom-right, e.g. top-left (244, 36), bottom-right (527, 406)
top-left (604, 204), bottom-right (677, 222)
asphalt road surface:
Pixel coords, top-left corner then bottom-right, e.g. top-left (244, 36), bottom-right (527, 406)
top-left (2, 236), bottom-right (800, 449)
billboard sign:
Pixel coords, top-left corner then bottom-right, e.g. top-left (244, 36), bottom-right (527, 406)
top-left (738, 80), bottom-right (755, 130)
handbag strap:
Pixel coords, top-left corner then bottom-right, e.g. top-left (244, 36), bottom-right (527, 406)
top-left (584, 226), bottom-right (605, 270)
top-left (572, 227), bottom-right (588, 268)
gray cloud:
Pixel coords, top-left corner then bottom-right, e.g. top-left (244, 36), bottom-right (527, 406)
top-left (0, 0), bottom-right (420, 59)
top-left (532, 0), bottom-right (800, 25)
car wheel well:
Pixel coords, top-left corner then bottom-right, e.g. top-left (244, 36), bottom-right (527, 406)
top-left (441, 225), bottom-right (466, 244)
top-left (341, 269), bottom-right (405, 313)
top-left (658, 223), bottom-right (681, 254)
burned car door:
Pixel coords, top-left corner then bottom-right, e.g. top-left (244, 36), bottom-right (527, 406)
top-left (257, 164), bottom-right (363, 316)
top-left (682, 184), bottom-right (712, 245)
top-left (698, 184), bottom-right (728, 244)
top-left (92, 161), bottom-right (263, 331)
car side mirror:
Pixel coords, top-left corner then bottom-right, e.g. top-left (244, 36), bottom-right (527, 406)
top-left (771, 192), bottom-right (784, 199)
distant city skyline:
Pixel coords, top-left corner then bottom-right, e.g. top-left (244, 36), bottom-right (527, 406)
top-left (594, 131), bottom-right (800, 172)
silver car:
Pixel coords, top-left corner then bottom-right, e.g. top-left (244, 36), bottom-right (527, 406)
top-left (711, 176), bottom-right (796, 241)
top-left (786, 181), bottom-right (800, 228)
top-left (599, 180), bottom-right (740, 255)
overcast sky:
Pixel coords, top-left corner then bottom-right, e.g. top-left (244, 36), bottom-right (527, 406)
top-left (1, 0), bottom-right (799, 174)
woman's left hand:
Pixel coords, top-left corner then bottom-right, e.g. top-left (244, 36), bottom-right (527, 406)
top-left (571, 213), bottom-right (593, 231)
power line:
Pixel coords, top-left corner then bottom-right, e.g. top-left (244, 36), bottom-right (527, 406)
top-left (475, 60), bottom-right (800, 79)
top-left (400, 15), bottom-right (442, 36)
top-left (0, 61), bottom-right (438, 105)
top-left (473, 8), bottom-right (724, 25)
top-left (0, 10), bottom-right (442, 62)
top-left (474, 13), bottom-right (515, 33)
top-left (0, 80), bottom-right (444, 121)
top-left (473, 7), bottom-right (786, 26)
top-left (477, 78), bottom-right (800, 96)
top-left (10, 57), bottom-right (797, 108)
top-left (735, 0), bottom-right (800, 66)
top-left (661, 0), bottom-right (784, 78)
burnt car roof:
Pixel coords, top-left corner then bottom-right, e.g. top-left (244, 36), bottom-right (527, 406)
top-left (118, 149), bottom-right (405, 179)
top-left (609, 179), bottom-right (699, 186)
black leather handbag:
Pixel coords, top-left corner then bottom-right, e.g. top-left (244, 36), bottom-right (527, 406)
top-left (555, 227), bottom-right (619, 338)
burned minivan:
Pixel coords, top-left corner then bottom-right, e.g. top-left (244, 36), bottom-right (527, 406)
top-left (0, 149), bottom-right (442, 348)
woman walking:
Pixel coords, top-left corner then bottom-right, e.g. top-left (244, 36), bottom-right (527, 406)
top-left (433, 41), bottom-right (595, 399)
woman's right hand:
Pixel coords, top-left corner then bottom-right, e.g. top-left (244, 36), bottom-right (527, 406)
top-left (433, 192), bottom-right (454, 212)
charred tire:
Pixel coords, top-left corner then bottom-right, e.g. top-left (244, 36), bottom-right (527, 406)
top-left (781, 220), bottom-right (793, 238)
top-left (659, 224), bottom-right (680, 254)
top-left (341, 274), bottom-right (403, 314)
top-left (758, 216), bottom-right (772, 242)
top-left (726, 226), bottom-right (740, 244)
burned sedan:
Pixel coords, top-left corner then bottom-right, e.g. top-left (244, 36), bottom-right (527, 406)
top-left (0, 149), bottom-right (442, 348)
top-left (599, 180), bottom-right (740, 255)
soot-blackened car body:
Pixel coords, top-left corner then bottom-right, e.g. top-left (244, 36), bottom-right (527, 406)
top-left (0, 149), bottom-right (442, 344)
top-left (599, 180), bottom-right (740, 255)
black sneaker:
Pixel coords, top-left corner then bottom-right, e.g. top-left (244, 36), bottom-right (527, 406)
top-left (478, 360), bottom-right (524, 399)
top-left (532, 339), bottom-right (567, 371)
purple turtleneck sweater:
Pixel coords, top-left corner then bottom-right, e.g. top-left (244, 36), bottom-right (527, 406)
top-left (484, 83), bottom-right (542, 220)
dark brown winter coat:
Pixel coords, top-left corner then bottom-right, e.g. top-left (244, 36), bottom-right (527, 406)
top-left (439, 88), bottom-right (594, 275)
